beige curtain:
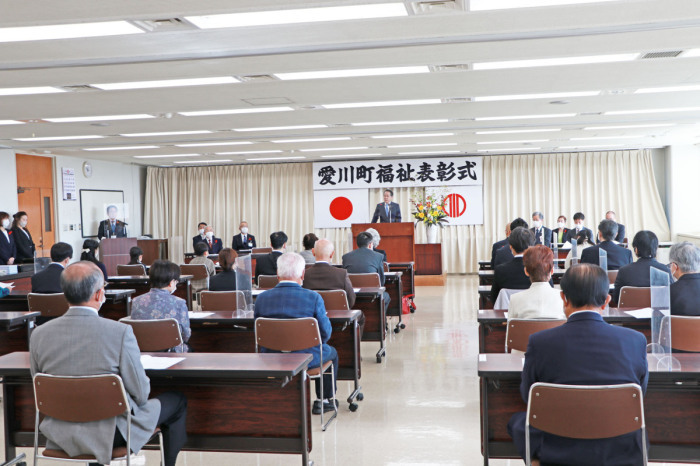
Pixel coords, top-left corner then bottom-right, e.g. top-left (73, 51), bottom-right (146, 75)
top-left (145, 149), bottom-right (669, 273)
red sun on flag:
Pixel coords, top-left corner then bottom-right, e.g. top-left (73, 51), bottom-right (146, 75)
top-left (329, 196), bottom-right (354, 220)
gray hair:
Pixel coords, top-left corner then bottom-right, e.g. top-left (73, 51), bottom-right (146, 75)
top-left (532, 211), bottom-right (544, 221)
top-left (276, 252), bottom-right (306, 280)
top-left (60, 261), bottom-right (105, 305)
top-left (597, 219), bottom-right (618, 241)
top-left (365, 228), bottom-right (381, 248)
top-left (669, 241), bottom-right (700, 273)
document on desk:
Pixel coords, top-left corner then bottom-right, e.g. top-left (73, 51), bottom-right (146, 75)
top-left (188, 312), bottom-right (214, 318)
top-left (140, 355), bottom-right (184, 370)
top-left (252, 289), bottom-right (265, 296)
top-left (624, 308), bottom-right (670, 319)
top-left (353, 288), bottom-right (360, 292)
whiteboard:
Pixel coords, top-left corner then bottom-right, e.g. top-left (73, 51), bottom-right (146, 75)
top-left (80, 189), bottom-right (126, 238)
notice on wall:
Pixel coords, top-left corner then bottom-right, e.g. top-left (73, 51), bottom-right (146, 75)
top-left (62, 168), bottom-right (77, 201)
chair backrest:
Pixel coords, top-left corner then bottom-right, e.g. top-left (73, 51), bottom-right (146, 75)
top-left (258, 275), bottom-right (279, 289)
top-left (618, 286), bottom-right (651, 308)
top-left (383, 262), bottom-right (390, 272)
top-left (117, 264), bottom-right (146, 275)
top-left (27, 293), bottom-right (70, 318)
top-left (505, 318), bottom-right (567, 353)
top-left (494, 288), bottom-right (524, 310)
top-left (527, 382), bottom-right (645, 439)
top-left (119, 318), bottom-right (183, 352)
top-left (33, 373), bottom-right (129, 423)
top-left (317, 290), bottom-right (350, 311)
top-left (607, 270), bottom-right (618, 285)
top-left (252, 247), bottom-right (272, 254)
top-left (348, 273), bottom-right (380, 288)
top-left (200, 290), bottom-right (246, 311)
top-left (179, 264), bottom-right (209, 281)
top-left (305, 263), bottom-right (314, 269)
top-left (666, 315), bottom-right (700, 352)
top-left (255, 317), bottom-right (322, 353)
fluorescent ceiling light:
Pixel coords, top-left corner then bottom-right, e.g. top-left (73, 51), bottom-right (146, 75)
top-left (215, 150), bottom-right (283, 155)
top-left (370, 133), bottom-right (454, 139)
top-left (386, 143), bottom-right (458, 148)
top-left (0, 86), bottom-right (65, 96)
top-left (476, 113), bottom-right (575, 121)
top-left (234, 125), bottom-right (327, 132)
top-left (571, 135), bottom-right (642, 141)
top-left (476, 129), bottom-right (561, 135)
top-left (604, 107), bottom-right (700, 115)
top-left (45, 114), bottom-right (154, 123)
top-left (473, 54), bottom-right (637, 70)
top-left (92, 77), bottom-right (239, 91)
top-left (0, 21), bottom-right (144, 43)
top-left (477, 139), bottom-right (548, 145)
top-left (351, 119), bottom-right (448, 126)
top-left (397, 151), bottom-right (461, 155)
top-left (272, 137), bottom-right (352, 143)
top-left (13, 135), bottom-right (103, 141)
top-left (85, 146), bottom-right (159, 151)
top-left (174, 159), bottom-right (232, 164)
top-left (186, 4), bottom-right (407, 29)
top-left (300, 146), bottom-right (368, 152)
top-left (246, 156), bottom-right (306, 161)
top-left (134, 154), bottom-right (201, 159)
top-left (477, 147), bottom-right (542, 152)
top-left (321, 153), bottom-right (381, 159)
top-left (178, 107), bottom-right (293, 116)
top-left (323, 99), bottom-right (440, 109)
top-left (0, 120), bottom-right (24, 125)
top-left (175, 141), bottom-right (253, 147)
top-left (635, 84), bottom-right (700, 94)
top-left (277, 66), bottom-right (429, 81)
top-left (682, 48), bottom-right (700, 58)
top-left (558, 144), bottom-right (625, 149)
top-left (474, 91), bottom-right (599, 102)
top-left (583, 124), bottom-right (674, 130)
top-left (471, 0), bottom-right (619, 10)
top-left (121, 130), bottom-right (212, 137)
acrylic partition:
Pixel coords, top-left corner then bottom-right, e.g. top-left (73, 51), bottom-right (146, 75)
top-left (235, 254), bottom-right (253, 310)
top-left (650, 267), bottom-right (677, 370)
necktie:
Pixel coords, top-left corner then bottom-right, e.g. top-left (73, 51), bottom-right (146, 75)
top-left (385, 204), bottom-right (389, 217)
top-left (243, 235), bottom-right (246, 243)
top-left (111, 222), bottom-right (116, 233)
top-left (208, 238), bottom-right (212, 247)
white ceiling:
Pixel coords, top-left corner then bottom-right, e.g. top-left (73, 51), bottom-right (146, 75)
top-left (1, 0), bottom-right (700, 166)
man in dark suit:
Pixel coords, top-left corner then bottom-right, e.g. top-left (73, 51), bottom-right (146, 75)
top-left (530, 211), bottom-right (552, 248)
top-left (490, 223), bottom-right (510, 269)
top-left (255, 252), bottom-right (338, 414)
top-left (490, 227), bottom-right (535, 303)
top-left (552, 215), bottom-right (570, 244)
top-left (97, 205), bottom-right (127, 239)
top-left (342, 231), bottom-right (390, 310)
top-left (580, 219), bottom-right (633, 270)
top-left (371, 189), bottom-right (402, 223)
top-left (192, 222), bottom-right (207, 250)
top-left (493, 218), bottom-right (529, 268)
top-left (564, 212), bottom-right (594, 244)
top-left (508, 264), bottom-right (648, 466)
top-left (232, 221), bottom-right (257, 251)
top-left (31, 242), bottom-right (73, 293)
top-left (669, 241), bottom-right (700, 316)
top-left (605, 210), bottom-right (626, 243)
top-left (202, 226), bottom-right (223, 255)
top-left (254, 231), bottom-right (286, 279)
top-left (612, 230), bottom-right (672, 305)
top-left (303, 239), bottom-right (356, 308)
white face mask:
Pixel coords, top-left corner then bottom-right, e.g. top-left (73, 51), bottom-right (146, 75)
top-left (170, 281), bottom-right (178, 294)
top-left (99, 290), bottom-right (106, 308)
top-left (240, 227), bottom-right (248, 234)
top-left (205, 231), bottom-right (214, 239)
top-left (574, 222), bottom-right (584, 229)
top-left (557, 222), bottom-right (565, 229)
top-left (1, 219), bottom-right (9, 229)
top-left (19, 220), bottom-right (27, 228)
top-left (198, 228), bottom-right (205, 235)
top-left (532, 220), bottom-right (542, 229)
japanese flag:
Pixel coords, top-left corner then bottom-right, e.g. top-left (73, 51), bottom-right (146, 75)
top-left (314, 189), bottom-right (369, 228)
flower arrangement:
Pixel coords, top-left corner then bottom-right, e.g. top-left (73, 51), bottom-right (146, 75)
top-left (410, 191), bottom-right (449, 227)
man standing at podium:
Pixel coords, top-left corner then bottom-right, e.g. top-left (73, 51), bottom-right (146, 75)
top-left (371, 189), bottom-right (402, 223)
top-left (97, 205), bottom-right (127, 239)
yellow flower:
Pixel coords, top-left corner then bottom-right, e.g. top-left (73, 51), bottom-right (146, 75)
top-left (419, 212), bottom-right (425, 219)
top-left (417, 204), bottom-right (423, 210)
top-left (436, 206), bottom-right (442, 211)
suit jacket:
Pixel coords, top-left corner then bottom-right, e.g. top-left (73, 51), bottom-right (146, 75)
top-left (564, 227), bottom-right (594, 244)
top-left (203, 236), bottom-right (223, 255)
top-left (671, 273), bottom-right (700, 316)
top-left (254, 282), bottom-right (333, 368)
top-left (255, 250), bottom-right (283, 279)
top-left (232, 233), bottom-right (257, 251)
top-left (530, 226), bottom-right (552, 247)
top-left (510, 311), bottom-right (648, 466)
top-left (209, 269), bottom-right (237, 291)
top-left (302, 262), bottom-right (356, 308)
top-left (494, 244), bottom-right (514, 268)
top-left (612, 258), bottom-right (672, 304)
top-left (596, 224), bottom-right (627, 244)
top-left (0, 230), bottom-right (16, 265)
top-left (342, 247), bottom-right (385, 286)
top-left (371, 202), bottom-right (402, 223)
top-left (11, 226), bottom-right (35, 261)
top-left (29, 307), bottom-right (160, 465)
top-left (490, 239), bottom-right (508, 269)
top-left (192, 234), bottom-right (206, 250)
top-left (31, 263), bottom-right (65, 293)
top-left (580, 240), bottom-right (633, 270)
top-left (374, 248), bottom-right (388, 262)
top-left (299, 249), bottom-right (316, 264)
top-left (491, 256), bottom-right (531, 302)
top-left (552, 227), bottom-right (570, 244)
top-left (97, 219), bottom-right (127, 239)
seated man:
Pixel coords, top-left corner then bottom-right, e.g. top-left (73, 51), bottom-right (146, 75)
top-left (342, 231), bottom-right (390, 309)
top-left (530, 211), bottom-right (552, 248)
top-left (494, 218), bottom-right (528, 268)
top-left (669, 241), bottom-right (700, 316)
top-left (490, 223), bottom-right (510, 269)
top-left (508, 245), bottom-right (564, 319)
top-left (203, 226), bottom-right (223, 255)
top-left (192, 222), bottom-right (207, 250)
top-left (232, 221), bottom-right (256, 251)
top-left (255, 231), bottom-right (286, 279)
top-left (605, 210), bottom-right (626, 243)
top-left (508, 264), bottom-right (648, 466)
top-left (128, 246), bottom-right (144, 265)
top-left (189, 241), bottom-right (216, 292)
top-left (255, 252), bottom-right (338, 414)
top-left (30, 261), bottom-right (187, 466)
top-left (580, 219), bottom-right (633, 270)
top-left (612, 230), bottom-right (672, 305)
top-left (31, 242), bottom-right (73, 293)
top-left (564, 212), bottom-right (594, 244)
top-left (490, 227), bottom-right (535, 303)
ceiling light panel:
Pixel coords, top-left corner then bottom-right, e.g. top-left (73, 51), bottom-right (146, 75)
top-left (121, 130), bottom-right (212, 137)
top-left (45, 114), bottom-right (155, 123)
top-left (175, 141), bottom-right (253, 147)
top-left (272, 137), bottom-right (352, 143)
top-left (0, 120), bottom-right (24, 125)
top-left (470, 0), bottom-right (619, 10)
top-left (682, 49), bottom-right (700, 58)
top-left (0, 86), bottom-right (65, 96)
top-left (276, 66), bottom-right (429, 81)
top-left (0, 21), bottom-right (144, 43)
top-left (604, 107), bottom-right (700, 115)
top-left (323, 99), bottom-right (441, 109)
top-left (473, 53), bottom-right (638, 70)
top-left (134, 154), bottom-right (201, 159)
top-left (321, 153), bottom-right (382, 158)
top-left (351, 119), bottom-right (448, 126)
top-left (13, 135), bottom-right (103, 141)
top-left (477, 139), bottom-right (549, 144)
top-left (386, 143), bottom-right (458, 148)
top-left (370, 133), bottom-right (455, 139)
top-left (174, 159), bottom-right (231, 164)
top-left (474, 91), bottom-right (599, 101)
top-left (635, 85), bottom-right (700, 94)
top-left (300, 146), bottom-right (368, 152)
top-left (397, 151), bottom-right (461, 155)
top-left (246, 156), bottom-right (306, 161)
top-left (215, 150), bottom-right (282, 155)
top-left (477, 147), bottom-right (542, 152)
top-left (92, 77), bottom-right (239, 90)
top-left (178, 107), bottom-right (293, 116)
top-left (558, 144), bottom-right (625, 149)
top-left (85, 146), bottom-right (159, 151)
top-left (476, 113), bottom-right (576, 121)
top-left (476, 129), bottom-right (561, 134)
top-left (233, 125), bottom-right (327, 132)
top-left (583, 124), bottom-right (674, 130)
top-left (571, 135), bottom-right (643, 140)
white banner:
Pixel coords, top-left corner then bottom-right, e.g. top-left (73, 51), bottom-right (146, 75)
top-left (313, 189), bottom-right (369, 228)
top-left (312, 157), bottom-right (482, 190)
top-left (426, 186), bottom-right (484, 226)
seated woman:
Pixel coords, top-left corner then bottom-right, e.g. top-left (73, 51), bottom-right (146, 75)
top-left (612, 230), bottom-right (672, 305)
top-left (299, 233), bottom-right (318, 264)
top-left (128, 246), bottom-right (144, 265)
top-left (564, 229), bottom-right (595, 269)
top-left (131, 260), bottom-right (191, 352)
top-left (508, 245), bottom-right (564, 320)
top-left (209, 248), bottom-right (237, 291)
top-left (80, 239), bottom-right (108, 280)
top-left (190, 241), bottom-right (216, 292)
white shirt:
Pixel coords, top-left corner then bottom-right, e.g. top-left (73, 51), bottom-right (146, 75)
top-left (71, 305), bottom-right (99, 315)
top-left (508, 282), bottom-right (565, 320)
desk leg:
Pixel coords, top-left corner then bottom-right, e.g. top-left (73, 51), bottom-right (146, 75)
top-left (3, 381), bottom-right (17, 461)
top-left (347, 322), bottom-right (363, 411)
top-left (480, 377), bottom-right (489, 466)
top-left (376, 296), bottom-right (387, 363)
top-left (300, 371), bottom-right (312, 466)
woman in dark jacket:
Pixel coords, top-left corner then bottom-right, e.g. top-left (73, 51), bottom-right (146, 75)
top-left (11, 211), bottom-right (36, 262)
top-left (80, 239), bottom-right (108, 280)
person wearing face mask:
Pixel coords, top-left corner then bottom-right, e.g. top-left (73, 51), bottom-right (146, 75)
top-left (131, 259), bottom-right (191, 352)
top-left (192, 222), bottom-right (208, 250)
top-left (529, 211), bottom-right (552, 248)
top-left (80, 239), bottom-right (108, 281)
top-left (11, 211), bottom-right (35, 263)
top-left (552, 215), bottom-right (569, 245)
top-left (232, 221), bottom-right (257, 252)
top-left (564, 212), bottom-right (594, 244)
top-left (0, 211), bottom-right (16, 266)
top-left (203, 226), bottom-right (223, 255)
top-left (579, 219), bottom-right (633, 270)
top-left (669, 242), bottom-right (700, 316)
top-left (255, 231), bottom-right (287, 280)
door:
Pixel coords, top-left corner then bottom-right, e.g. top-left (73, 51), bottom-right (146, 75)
top-left (16, 154), bottom-right (55, 257)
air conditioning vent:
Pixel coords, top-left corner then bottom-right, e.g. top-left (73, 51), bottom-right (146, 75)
top-left (60, 85), bottom-right (100, 92)
top-left (444, 97), bottom-right (472, 103)
top-left (237, 75), bottom-right (278, 83)
top-left (131, 18), bottom-right (195, 32)
top-left (411, 0), bottom-right (465, 13)
top-left (242, 97), bottom-right (294, 106)
top-left (641, 50), bottom-right (682, 59)
top-left (432, 64), bottom-right (470, 72)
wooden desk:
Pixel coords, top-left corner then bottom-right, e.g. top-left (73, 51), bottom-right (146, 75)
top-left (0, 290), bottom-right (134, 321)
top-left (388, 261), bottom-right (415, 298)
top-left (0, 352), bottom-right (313, 465)
top-left (479, 269), bottom-right (566, 286)
top-left (107, 275), bottom-right (192, 310)
top-left (385, 271), bottom-right (405, 333)
top-left (0, 312), bottom-right (38, 356)
top-left (355, 287), bottom-right (386, 363)
top-left (479, 259), bottom-right (565, 271)
top-left (479, 353), bottom-right (700, 465)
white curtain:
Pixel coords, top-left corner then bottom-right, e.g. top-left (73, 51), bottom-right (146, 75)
top-left (145, 149), bottom-right (669, 273)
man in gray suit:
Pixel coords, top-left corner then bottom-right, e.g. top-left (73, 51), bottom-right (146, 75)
top-left (342, 232), bottom-right (390, 310)
top-left (30, 261), bottom-right (187, 466)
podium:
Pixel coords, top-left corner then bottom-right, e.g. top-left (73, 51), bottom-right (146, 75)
top-left (100, 238), bottom-right (169, 276)
top-left (350, 223), bottom-right (414, 263)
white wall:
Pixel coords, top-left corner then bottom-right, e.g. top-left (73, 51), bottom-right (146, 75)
top-left (0, 149), bottom-right (18, 214)
top-left (665, 145), bottom-right (700, 240)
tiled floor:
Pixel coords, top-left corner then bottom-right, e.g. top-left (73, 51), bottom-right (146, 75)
top-left (1, 275), bottom-right (695, 465)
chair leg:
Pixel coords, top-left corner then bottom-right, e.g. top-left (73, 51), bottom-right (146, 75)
top-left (321, 363), bottom-right (338, 432)
top-left (158, 430), bottom-right (165, 466)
